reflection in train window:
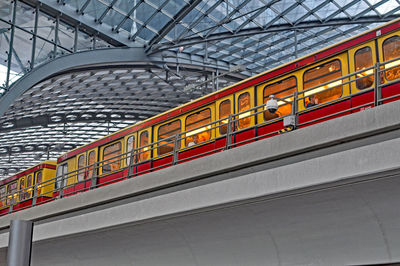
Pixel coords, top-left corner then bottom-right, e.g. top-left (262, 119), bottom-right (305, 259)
top-left (237, 93), bottom-right (251, 129)
top-left (355, 47), bottom-right (374, 90)
top-left (383, 36), bottom-right (400, 81)
top-left (36, 172), bottom-right (43, 196)
top-left (126, 136), bottom-right (135, 165)
top-left (0, 187), bottom-right (5, 207)
top-left (19, 177), bottom-right (25, 201)
top-left (263, 76), bottom-right (297, 121)
top-left (77, 154), bottom-right (85, 181)
top-left (219, 100), bottom-right (231, 134)
top-left (158, 120), bottom-right (181, 155)
top-left (102, 142), bottom-right (121, 173)
top-left (87, 151), bottom-right (96, 179)
top-left (139, 131), bottom-right (150, 162)
top-left (185, 109), bottom-right (211, 146)
top-left (303, 59), bottom-right (342, 106)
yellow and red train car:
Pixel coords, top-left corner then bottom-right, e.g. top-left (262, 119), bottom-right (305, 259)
top-left (0, 161), bottom-right (56, 215)
top-left (2, 18), bottom-right (400, 214)
top-left (55, 18), bottom-right (400, 196)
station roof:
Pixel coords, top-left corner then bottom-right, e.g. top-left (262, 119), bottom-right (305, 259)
top-left (0, 0), bottom-right (399, 178)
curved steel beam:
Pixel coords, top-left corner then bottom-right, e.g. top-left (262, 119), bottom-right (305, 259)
top-left (0, 47), bottom-right (241, 117)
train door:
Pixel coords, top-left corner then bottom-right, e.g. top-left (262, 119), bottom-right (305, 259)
top-left (0, 186), bottom-right (5, 209)
top-left (86, 148), bottom-right (97, 186)
top-left (26, 174), bottom-right (34, 199)
top-left (348, 41), bottom-right (377, 111)
top-left (76, 152), bottom-right (86, 183)
top-left (234, 87), bottom-right (255, 146)
top-left (74, 151), bottom-right (88, 192)
top-left (215, 95), bottom-right (234, 150)
top-left (123, 133), bottom-right (137, 176)
top-left (378, 31), bottom-right (400, 103)
top-left (35, 170), bottom-right (43, 198)
top-left (55, 162), bottom-right (68, 197)
top-left (18, 176), bottom-right (26, 202)
top-left (137, 128), bottom-right (152, 175)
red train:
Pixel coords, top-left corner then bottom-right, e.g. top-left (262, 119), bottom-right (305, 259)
top-left (1, 18), bottom-right (400, 215)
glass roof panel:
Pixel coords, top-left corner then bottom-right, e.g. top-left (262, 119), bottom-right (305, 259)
top-left (85, 1), bottom-right (109, 20)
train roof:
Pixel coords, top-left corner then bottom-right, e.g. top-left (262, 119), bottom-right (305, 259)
top-left (0, 161), bottom-right (57, 186)
top-left (58, 18), bottom-right (400, 163)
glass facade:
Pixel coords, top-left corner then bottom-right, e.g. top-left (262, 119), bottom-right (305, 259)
top-left (0, 1), bottom-right (114, 92)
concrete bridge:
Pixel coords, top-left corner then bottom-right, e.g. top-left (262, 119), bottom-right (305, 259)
top-left (1, 101), bottom-right (400, 266)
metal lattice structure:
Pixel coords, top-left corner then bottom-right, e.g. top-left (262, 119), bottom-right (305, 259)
top-left (0, 0), bottom-right (399, 178)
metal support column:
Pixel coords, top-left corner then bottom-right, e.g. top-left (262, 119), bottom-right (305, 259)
top-left (30, 5), bottom-right (39, 70)
top-left (7, 220), bottom-right (33, 266)
top-left (53, 14), bottom-right (60, 58)
top-left (74, 25), bottom-right (79, 53)
top-left (374, 63), bottom-right (381, 106)
top-left (294, 29), bottom-right (298, 59)
top-left (5, 0), bottom-right (17, 88)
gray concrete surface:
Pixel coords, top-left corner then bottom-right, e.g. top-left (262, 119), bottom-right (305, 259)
top-left (1, 101), bottom-right (400, 265)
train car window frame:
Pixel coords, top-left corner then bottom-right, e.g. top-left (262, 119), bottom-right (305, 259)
top-left (354, 46), bottom-right (374, 90)
top-left (87, 150), bottom-right (96, 179)
top-left (36, 171), bottom-right (43, 196)
top-left (126, 135), bottom-right (136, 165)
top-left (383, 35), bottom-right (400, 81)
top-left (19, 177), bottom-right (25, 201)
top-left (303, 59), bottom-right (343, 107)
top-left (219, 99), bottom-right (231, 135)
top-left (237, 92), bottom-right (251, 129)
top-left (262, 76), bottom-right (297, 121)
top-left (157, 119), bottom-right (181, 156)
top-left (55, 163), bottom-right (68, 189)
top-left (185, 108), bottom-right (212, 147)
top-left (0, 186), bottom-right (5, 208)
top-left (139, 131), bottom-right (150, 162)
top-left (102, 141), bottom-right (122, 174)
top-left (26, 174), bottom-right (33, 199)
top-left (77, 154), bottom-right (86, 181)
top-left (7, 181), bottom-right (17, 205)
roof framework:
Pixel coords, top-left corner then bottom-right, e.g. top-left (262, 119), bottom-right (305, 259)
top-left (0, 0), bottom-right (399, 178)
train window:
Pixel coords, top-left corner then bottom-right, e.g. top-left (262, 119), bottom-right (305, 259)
top-left (237, 93), bottom-right (251, 129)
top-left (55, 163), bottom-right (68, 189)
top-left (7, 182), bottom-right (17, 205)
top-left (26, 174), bottom-right (33, 199)
top-left (36, 172), bottom-right (43, 196)
top-left (303, 59), bottom-right (342, 106)
top-left (219, 100), bottom-right (231, 134)
top-left (102, 142), bottom-right (121, 173)
top-left (158, 120), bottom-right (181, 155)
top-left (263, 76), bottom-right (297, 121)
top-left (139, 131), bottom-right (150, 162)
top-left (185, 109), bottom-right (211, 146)
top-left (355, 47), bottom-right (374, 90)
top-left (87, 151), bottom-right (96, 179)
top-left (19, 177), bottom-right (25, 201)
top-left (383, 36), bottom-right (400, 80)
top-left (77, 154), bottom-right (85, 181)
top-left (126, 136), bottom-right (135, 165)
top-left (0, 187), bottom-right (5, 207)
